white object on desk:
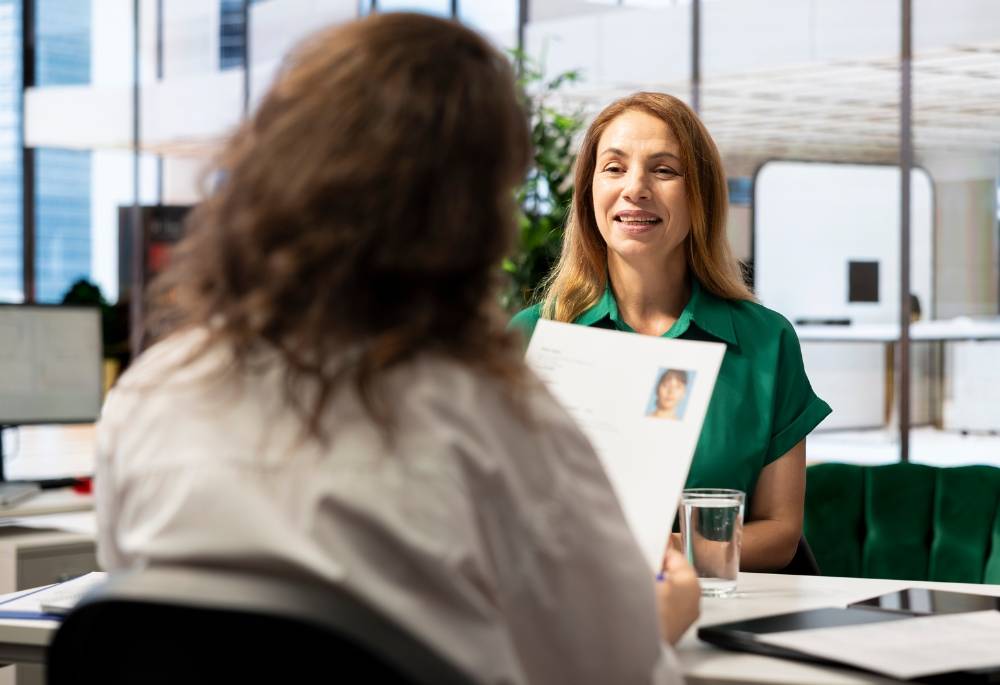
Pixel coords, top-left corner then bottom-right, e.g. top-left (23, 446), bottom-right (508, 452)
top-left (757, 610), bottom-right (1000, 680)
top-left (38, 572), bottom-right (106, 615)
top-left (0, 486), bottom-right (40, 510)
top-left (0, 572), bottom-right (106, 617)
top-left (678, 572), bottom-right (1000, 685)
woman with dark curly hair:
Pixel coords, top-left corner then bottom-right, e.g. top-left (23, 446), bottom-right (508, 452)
top-left (95, 13), bottom-right (695, 684)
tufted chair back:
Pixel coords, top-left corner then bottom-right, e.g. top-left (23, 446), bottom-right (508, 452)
top-left (804, 462), bottom-right (1000, 583)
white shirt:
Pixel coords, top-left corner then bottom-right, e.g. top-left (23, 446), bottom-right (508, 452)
top-left (96, 329), bottom-right (682, 684)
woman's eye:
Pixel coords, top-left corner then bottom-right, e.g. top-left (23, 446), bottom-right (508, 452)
top-left (603, 164), bottom-right (623, 173)
top-left (655, 167), bottom-right (679, 177)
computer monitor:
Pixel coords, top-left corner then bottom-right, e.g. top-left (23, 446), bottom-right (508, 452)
top-left (0, 304), bottom-right (103, 505)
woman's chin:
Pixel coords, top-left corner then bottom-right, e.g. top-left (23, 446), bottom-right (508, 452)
top-left (608, 241), bottom-right (663, 263)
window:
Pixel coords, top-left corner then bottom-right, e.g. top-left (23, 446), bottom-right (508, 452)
top-left (220, 0), bottom-right (268, 71)
top-left (0, 0), bottom-right (20, 302)
top-left (219, 0), bottom-right (246, 70)
top-left (377, 0), bottom-right (452, 17)
top-left (34, 0), bottom-right (91, 303)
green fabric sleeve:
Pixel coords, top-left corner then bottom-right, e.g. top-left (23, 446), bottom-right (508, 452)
top-left (508, 304), bottom-right (543, 350)
top-left (766, 323), bottom-right (832, 463)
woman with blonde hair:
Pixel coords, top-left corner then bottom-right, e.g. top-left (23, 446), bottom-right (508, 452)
top-left (512, 92), bottom-right (831, 571)
top-left (96, 15), bottom-right (697, 685)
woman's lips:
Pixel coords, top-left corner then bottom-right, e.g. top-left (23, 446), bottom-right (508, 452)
top-left (614, 211), bottom-right (662, 235)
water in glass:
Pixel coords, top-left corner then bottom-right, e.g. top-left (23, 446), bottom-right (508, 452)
top-left (680, 489), bottom-right (744, 597)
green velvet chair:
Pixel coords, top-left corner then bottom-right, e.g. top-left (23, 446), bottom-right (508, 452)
top-left (804, 462), bottom-right (1000, 584)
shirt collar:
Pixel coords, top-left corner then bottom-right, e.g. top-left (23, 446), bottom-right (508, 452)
top-left (686, 279), bottom-right (738, 347)
top-left (576, 286), bottom-right (619, 327)
top-left (575, 278), bottom-right (738, 347)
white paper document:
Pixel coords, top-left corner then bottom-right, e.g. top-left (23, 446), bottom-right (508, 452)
top-left (0, 571), bottom-right (107, 618)
top-left (526, 320), bottom-right (726, 571)
top-left (757, 610), bottom-right (1000, 680)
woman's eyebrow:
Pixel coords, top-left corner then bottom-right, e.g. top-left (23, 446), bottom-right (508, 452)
top-left (649, 151), bottom-right (682, 162)
top-left (598, 147), bottom-right (681, 162)
top-left (598, 147), bottom-right (627, 158)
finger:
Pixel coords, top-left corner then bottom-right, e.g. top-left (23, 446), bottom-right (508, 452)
top-left (663, 548), bottom-right (697, 577)
top-left (663, 547), bottom-right (685, 567)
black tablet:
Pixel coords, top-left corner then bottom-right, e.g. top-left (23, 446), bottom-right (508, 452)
top-left (849, 588), bottom-right (1000, 615)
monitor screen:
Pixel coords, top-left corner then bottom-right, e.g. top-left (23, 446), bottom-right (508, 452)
top-left (0, 305), bottom-right (103, 425)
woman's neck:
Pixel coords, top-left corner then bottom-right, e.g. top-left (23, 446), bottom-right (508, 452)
top-left (608, 252), bottom-right (690, 337)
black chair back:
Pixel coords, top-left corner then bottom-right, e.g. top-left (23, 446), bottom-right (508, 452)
top-left (775, 536), bottom-right (822, 575)
top-left (47, 566), bottom-right (474, 685)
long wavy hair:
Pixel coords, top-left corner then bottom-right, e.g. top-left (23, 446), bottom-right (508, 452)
top-left (541, 92), bottom-right (752, 322)
top-left (146, 13), bottom-right (532, 439)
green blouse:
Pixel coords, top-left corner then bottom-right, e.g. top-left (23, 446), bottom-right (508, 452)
top-left (510, 280), bottom-right (832, 508)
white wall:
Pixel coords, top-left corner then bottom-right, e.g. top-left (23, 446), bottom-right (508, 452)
top-left (527, 5), bottom-right (691, 87)
top-left (754, 161), bottom-right (934, 324)
top-left (754, 161), bottom-right (936, 430)
top-left (162, 0), bottom-right (218, 79)
top-left (249, 0), bottom-right (357, 111)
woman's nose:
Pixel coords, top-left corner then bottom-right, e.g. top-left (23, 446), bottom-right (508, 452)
top-left (623, 169), bottom-right (651, 201)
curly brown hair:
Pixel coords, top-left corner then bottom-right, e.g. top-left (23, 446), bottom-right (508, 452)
top-left (146, 13), bottom-right (532, 439)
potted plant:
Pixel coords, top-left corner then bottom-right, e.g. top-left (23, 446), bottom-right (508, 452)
top-left (502, 59), bottom-right (584, 312)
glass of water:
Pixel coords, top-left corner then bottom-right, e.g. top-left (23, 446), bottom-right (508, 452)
top-left (679, 488), bottom-right (745, 597)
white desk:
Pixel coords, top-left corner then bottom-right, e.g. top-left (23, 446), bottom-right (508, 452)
top-left (796, 319), bottom-right (1000, 432)
top-left (0, 495), bottom-right (95, 685)
top-left (794, 319), bottom-right (1000, 343)
top-left (0, 572), bottom-right (996, 682)
top-left (679, 572), bottom-right (1000, 684)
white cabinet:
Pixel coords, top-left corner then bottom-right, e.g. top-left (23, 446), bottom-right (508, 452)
top-left (0, 528), bottom-right (97, 685)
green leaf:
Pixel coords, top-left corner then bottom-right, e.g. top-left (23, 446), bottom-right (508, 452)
top-left (500, 55), bottom-right (584, 312)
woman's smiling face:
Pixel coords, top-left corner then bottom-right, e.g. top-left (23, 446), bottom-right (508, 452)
top-left (592, 109), bottom-right (691, 268)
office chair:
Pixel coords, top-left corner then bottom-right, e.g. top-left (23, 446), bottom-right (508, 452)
top-left (46, 566), bottom-right (475, 685)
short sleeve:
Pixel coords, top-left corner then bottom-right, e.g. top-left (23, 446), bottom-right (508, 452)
top-left (508, 304), bottom-right (543, 349)
top-left (766, 322), bottom-right (832, 463)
